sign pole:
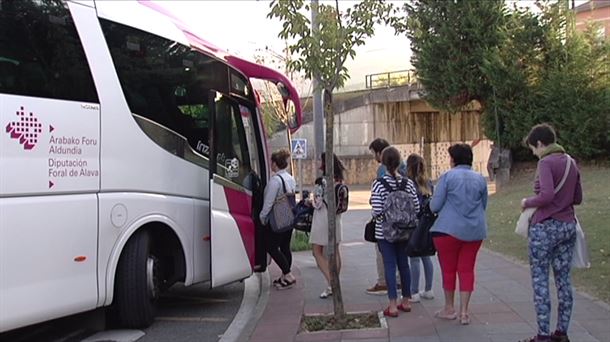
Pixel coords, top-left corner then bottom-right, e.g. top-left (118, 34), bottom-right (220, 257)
top-left (299, 158), bottom-right (304, 200)
top-left (291, 138), bottom-right (307, 199)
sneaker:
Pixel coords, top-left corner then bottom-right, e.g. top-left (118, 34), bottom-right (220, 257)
top-left (409, 293), bottom-right (421, 303)
top-left (519, 336), bottom-right (552, 342)
top-left (320, 287), bottom-right (333, 298)
top-left (550, 332), bottom-right (570, 342)
top-left (366, 283), bottom-right (388, 295)
top-left (421, 290), bottom-right (435, 300)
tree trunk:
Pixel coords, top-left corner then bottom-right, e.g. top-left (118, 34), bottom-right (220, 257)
top-left (323, 89), bottom-right (345, 324)
top-left (286, 123), bottom-right (295, 177)
top-left (311, 0), bottom-right (325, 175)
top-left (495, 148), bottom-right (512, 190)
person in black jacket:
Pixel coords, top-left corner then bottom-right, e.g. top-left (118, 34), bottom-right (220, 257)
top-left (406, 154), bottom-right (435, 303)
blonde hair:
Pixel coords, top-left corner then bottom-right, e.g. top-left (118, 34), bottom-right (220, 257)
top-left (406, 154), bottom-right (431, 196)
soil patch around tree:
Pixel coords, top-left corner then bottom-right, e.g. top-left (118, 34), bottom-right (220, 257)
top-left (300, 311), bottom-right (382, 333)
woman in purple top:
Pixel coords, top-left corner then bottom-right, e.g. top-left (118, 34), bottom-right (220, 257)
top-left (519, 124), bottom-right (582, 342)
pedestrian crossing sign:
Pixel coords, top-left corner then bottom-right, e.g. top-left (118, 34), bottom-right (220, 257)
top-left (291, 139), bottom-right (307, 159)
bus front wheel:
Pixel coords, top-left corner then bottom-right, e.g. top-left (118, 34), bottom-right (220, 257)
top-left (113, 230), bottom-right (160, 328)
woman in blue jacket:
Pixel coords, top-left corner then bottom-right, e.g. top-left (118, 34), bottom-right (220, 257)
top-left (430, 144), bottom-right (488, 325)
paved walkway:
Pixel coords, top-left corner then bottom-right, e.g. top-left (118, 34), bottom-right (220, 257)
top-left (246, 208), bottom-right (609, 342)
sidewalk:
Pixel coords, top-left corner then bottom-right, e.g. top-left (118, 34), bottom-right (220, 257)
top-left (246, 209), bottom-right (609, 342)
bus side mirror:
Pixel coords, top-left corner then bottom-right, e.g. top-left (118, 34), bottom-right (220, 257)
top-left (275, 81), bottom-right (300, 131)
top-left (285, 99), bottom-right (298, 130)
top-left (276, 81), bottom-right (290, 98)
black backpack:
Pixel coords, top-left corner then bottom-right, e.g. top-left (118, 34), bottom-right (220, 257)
top-left (335, 183), bottom-right (349, 214)
top-left (406, 196), bottom-right (437, 257)
top-left (293, 198), bottom-right (314, 233)
top-left (316, 177), bottom-right (349, 215)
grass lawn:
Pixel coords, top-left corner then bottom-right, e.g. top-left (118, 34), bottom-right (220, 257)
top-left (486, 165), bottom-right (610, 303)
top-left (291, 230), bottom-right (311, 252)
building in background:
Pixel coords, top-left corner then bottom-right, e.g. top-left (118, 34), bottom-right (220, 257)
top-left (574, 0), bottom-right (610, 38)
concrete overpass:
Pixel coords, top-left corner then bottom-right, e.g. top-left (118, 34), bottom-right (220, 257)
top-left (270, 84), bottom-right (492, 185)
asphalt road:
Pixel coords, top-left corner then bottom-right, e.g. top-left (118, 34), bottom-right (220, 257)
top-left (0, 281), bottom-right (244, 342)
top-left (140, 282), bottom-right (244, 342)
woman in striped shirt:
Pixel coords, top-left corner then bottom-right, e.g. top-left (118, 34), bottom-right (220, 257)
top-left (370, 146), bottom-right (420, 317)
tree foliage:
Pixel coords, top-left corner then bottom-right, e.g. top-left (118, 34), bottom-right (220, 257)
top-left (393, 0), bottom-right (610, 159)
top-left (268, 0), bottom-right (391, 93)
top-left (392, 0), bottom-right (506, 110)
top-left (483, 2), bottom-right (610, 158)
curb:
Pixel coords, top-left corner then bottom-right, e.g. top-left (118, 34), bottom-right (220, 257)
top-left (219, 270), bottom-right (271, 342)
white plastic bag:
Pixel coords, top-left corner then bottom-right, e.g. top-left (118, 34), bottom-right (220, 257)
top-left (515, 208), bottom-right (536, 238)
top-left (517, 156), bottom-right (573, 238)
top-left (572, 219), bottom-right (591, 269)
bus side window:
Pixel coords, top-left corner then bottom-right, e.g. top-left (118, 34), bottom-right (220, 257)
top-left (0, 0), bottom-right (98, 102)
top-left (175, 85), bottom-right (210, 156)
top-left (0, 61), bottom-right (18, 93)
top-left (100, 19), bottom-right (227, 168)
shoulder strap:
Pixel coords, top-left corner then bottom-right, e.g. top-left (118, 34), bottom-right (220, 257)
top-left (554, 155), bottom-right (572, 194)
top-left (377, 178), bottom-right (394, 193)
top-left (277, 175), bottom-right (288, 194)
top-left (397, 178), bottom-right (408, 191)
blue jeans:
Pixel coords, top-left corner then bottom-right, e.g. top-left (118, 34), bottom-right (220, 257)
top-left (409, 256), bottom-right (433, 294)
top-left (377, 239), bottom-right (411, 300)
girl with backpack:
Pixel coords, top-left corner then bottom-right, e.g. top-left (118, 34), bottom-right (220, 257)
top-left (370, 147), bottom-right (420, 317)
top-left (309, 153), bottom-right (347, 298)
top-left (406, 154), bottom-right (435, 303)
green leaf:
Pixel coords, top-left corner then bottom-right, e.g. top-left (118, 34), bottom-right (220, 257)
top-left (268, 0), bottom-right (391, 93)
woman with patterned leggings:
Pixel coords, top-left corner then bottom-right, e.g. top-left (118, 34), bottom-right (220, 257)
top-left (520, 124), bottom-right (583, 342)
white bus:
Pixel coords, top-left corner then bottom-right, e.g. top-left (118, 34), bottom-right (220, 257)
top-left (0, 0), bottom-right (302, 332)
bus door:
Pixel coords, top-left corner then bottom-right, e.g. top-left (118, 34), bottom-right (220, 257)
top-left (208, 91), bottom-right (258, 287)
top-left (237, 103), bottom-right (268, 273)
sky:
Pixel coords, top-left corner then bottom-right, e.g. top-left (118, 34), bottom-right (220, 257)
top-left (157, 0), bottom-right (589, 94)
top-left (155, 1), bottom-right (411, 93)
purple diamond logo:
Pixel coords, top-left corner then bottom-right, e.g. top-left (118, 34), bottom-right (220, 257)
top-left (5, 106), bottom-right (43, 150)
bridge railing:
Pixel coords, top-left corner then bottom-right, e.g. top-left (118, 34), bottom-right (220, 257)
top-left (365, 69), bottom-right (417, 89)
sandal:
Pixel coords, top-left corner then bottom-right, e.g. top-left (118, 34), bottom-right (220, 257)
top-left (275, 278), bottom-right (294, 290)
top-left (434, 309), bottom-right (457, 320)
top-left (397, 303), bottom-right (411, 312)
top-left (383, 307), bottom-right (399, 318)
top-left (459, 313), bottom-right (470, 325)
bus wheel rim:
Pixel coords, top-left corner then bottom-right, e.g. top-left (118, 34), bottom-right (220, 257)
top-left (146, 256), bottom-right (158, 299)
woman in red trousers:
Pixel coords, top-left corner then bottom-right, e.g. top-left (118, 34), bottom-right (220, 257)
top-left (430, 144), bottom-right (488, 325)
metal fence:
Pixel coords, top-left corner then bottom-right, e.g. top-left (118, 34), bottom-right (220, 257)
top-left (365, 69), bottom-right (416, 89)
